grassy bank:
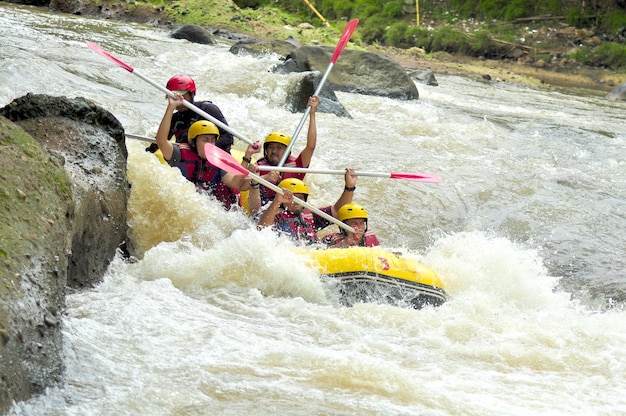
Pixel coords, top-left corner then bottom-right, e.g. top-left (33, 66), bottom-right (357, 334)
top-left (87, 0), bottom-right (626, 92)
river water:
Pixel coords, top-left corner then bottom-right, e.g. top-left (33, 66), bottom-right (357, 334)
top-left (2, 3), bottom-right (626, 415)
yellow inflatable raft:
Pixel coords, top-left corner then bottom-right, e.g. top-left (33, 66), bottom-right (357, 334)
top-left (305, 246), bottom-right (447, 309)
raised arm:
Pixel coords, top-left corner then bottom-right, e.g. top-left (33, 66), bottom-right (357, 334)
top-left (155, 94), bottom-right (184, 161)
top-left (298, 95), bottom-right (319, 168)
top-left (241, 140), bottom-right (260, 168)
top-left (331, 168), bottom-right (357, 217)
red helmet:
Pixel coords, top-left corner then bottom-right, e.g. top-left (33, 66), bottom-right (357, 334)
top-left (166, 75), bottom-right (196, 94)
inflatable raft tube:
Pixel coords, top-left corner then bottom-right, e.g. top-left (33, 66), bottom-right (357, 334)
top-left (305, 246), bottom-right (447, 309)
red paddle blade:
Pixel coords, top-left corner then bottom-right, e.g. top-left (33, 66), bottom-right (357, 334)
top-left (390, 172), bottom-right (442, 183)
top-left (203, 143), bottom-right (249, 176)
top-left (330, 19), bottom-right (358, 63)
top-left (86, 41), bottom-right (135, 73)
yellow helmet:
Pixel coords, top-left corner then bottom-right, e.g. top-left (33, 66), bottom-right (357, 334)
top-left (338, 203), bottom-right (368, 222)
top-left (188, 120), bottom-right (220, 143)
top-left (264, 132), bottom-right (291, 148)
top-left (278, 178), bottom-right (309, 199)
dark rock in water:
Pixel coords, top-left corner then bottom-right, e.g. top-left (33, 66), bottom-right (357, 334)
top-left (230, 39), bottom-right (298, 59)
top-left (606, 81), bottom-right (626, 101)
top-left (212, 28), bottom-right (256, 42)
top-left (410, 69), bottom-right (439, 86)
top-left (278, 46), bottom-right (419, 100)
top-left (286, 72), bottom-right (351, 118)
top-left (171, 24), bottom-right (215, 45)
top-left (0, 93), bottom-right (129, 412)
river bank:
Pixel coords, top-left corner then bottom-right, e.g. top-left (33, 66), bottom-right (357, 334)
top-left (32, 0), bottom-right (623, 93)
top-left (379, 45), bottom-right (625, 94)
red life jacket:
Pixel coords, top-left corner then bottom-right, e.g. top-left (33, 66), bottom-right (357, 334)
top-left (256, 154), bottom-right (304, 205)
top-left (272, 206), bottom-right (334, 246)
top-left (177, 144), bottom-right (239, 209)
top-left (274, 210), bottom-right (318, 245)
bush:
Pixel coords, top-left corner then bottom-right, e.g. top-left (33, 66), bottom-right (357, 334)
top-left (464, 30), bottom-right (493, 57)
top-left (405, 26), bottom-right (434, 50)
top-left (383, 21), bottom-right (410, 47)
top-left (359, 15), bottom-right (388, 44)
top-left (601, 9), bottom-right (626, 37)
top-left (571, 43), bottom-right (626, 70)
top-left (331, 0), bottom-right (355, 19)
top-left (502, 0), bottom-right (531, 21)
top-left (429, 26), bottom-right (470, 54)
top-left (381, 0), bottom-right (404, 18)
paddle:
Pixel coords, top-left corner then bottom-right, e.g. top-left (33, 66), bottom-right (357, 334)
top-left (86, 41), bottom-right (255, 145)
top-left (125, 133), bottom-right (156, 142)
top-left (203, 143), bottom-right (356, 234)
top-left (277, 18), bottom-right (359, 167)
top-left (257, 166), bottom-right (442, 183)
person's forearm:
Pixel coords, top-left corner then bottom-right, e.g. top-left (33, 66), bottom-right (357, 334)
top-left (258, 200), bottom-right (280, 228)
top-left (155, 107), bottom-right (175, 160)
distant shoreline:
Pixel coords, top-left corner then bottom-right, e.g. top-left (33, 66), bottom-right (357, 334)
top-left (37, 0), bottom-right (626, 94)
top-left (369, 45), bottom-right (623, 95)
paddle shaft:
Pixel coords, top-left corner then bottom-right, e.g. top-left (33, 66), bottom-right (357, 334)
top-left (277, 19), bottom-right (358, 167)
top-left (277, 63), bottom-right (333, 167)
top-left (133, 70), bottom-right (255, 146)
top-left (86, 41), bottom-right (254, 145)
top-left (248, 172), bottom-right (356, 234)
top-left (125, 133), bottom-right (155, 142)
top-left (257, 166), bottom-right (442, 183)
top-left (261, 166), bottom-right (389, 178)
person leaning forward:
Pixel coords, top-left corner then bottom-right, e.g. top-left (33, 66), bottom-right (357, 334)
top-left (155, 110), bottom-right (250, 209)
top-left (256, 168), bottom-right (357, 246)
top-left (241, 95), bottom-right (320, 206)
top-left (147, 74), bottom-right (234, 153)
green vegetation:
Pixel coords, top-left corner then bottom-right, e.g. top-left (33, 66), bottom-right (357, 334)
top-left (120, 0), bottom-right (626, 71)
top-left (224, 0), bottom-right (626, 71)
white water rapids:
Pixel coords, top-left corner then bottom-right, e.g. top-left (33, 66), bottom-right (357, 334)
top-left (2, 3), bottom-right (626, 415)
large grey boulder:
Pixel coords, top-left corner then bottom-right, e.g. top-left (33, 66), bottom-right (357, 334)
top-left (0, 94), bottom-right (129, 412)
top-left (277, 46), bottom-right (420, 100)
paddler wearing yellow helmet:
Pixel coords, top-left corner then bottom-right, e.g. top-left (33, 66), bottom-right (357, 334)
top-left (241, 95), bottom-right (320, 207)
top-left (323, 203), bottom-right (381, 248)
top-left (153, 118), bottom-right (249, 210)
top-left (256, 169), bottom-right (358, 246)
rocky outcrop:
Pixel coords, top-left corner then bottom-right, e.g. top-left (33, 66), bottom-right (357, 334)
top-left (0, 94), bottom-right (129, 412)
